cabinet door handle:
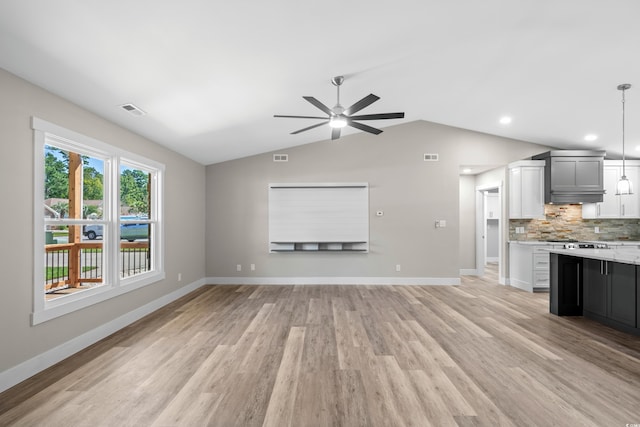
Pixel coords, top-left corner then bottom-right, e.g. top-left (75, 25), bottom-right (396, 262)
top-left (577, 264), bottom-right (580, 306)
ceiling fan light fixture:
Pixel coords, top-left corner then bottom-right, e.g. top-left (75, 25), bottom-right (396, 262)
top-left (329, 115), bottom-right (348, 128)
top-left (274, 75), bottom-right (404, 139)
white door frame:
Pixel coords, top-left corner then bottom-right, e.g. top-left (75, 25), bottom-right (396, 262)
top-left (475, 181), bottom-right (503, 281)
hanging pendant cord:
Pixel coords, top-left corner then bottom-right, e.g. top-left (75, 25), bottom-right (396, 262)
top-left (622, 87), bottom-right (627, 177)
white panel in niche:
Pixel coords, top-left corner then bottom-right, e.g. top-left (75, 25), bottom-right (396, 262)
top-left (269, 183), bottom-right (369, 252)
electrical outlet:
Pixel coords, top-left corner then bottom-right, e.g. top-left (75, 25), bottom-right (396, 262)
top-left (178, 273), bottom-right (182, 282)
top-left (396, 264), bottom-right (401, 272)
top-left (251, 264), bottom-right (255, 271)
top-left (236, 264), bottom-right (242, 272)
top-left (594, 226), bottom-right (600, 233)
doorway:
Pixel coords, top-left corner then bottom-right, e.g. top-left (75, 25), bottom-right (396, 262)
top-left (475, 183), bottom-right (503, 282)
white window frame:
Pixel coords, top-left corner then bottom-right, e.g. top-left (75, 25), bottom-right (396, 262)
top-left (33, 117), bottom-right (165, 325)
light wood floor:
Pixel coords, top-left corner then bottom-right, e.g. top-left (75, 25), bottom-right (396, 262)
top-left (2, 266), bottom-right (640, 426)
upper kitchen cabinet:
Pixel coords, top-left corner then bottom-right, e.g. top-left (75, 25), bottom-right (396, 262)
top-left (582, 160), bottom-right (640, 219)
top-left (485, 192), bottom-right (500, 220)
top-left (508, 160), bottom-right (545, 219)
top-left (532, 150), bottom-right (605, 204)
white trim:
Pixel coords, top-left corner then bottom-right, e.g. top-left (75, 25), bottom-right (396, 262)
top-left (459, 269), bottom-right (478, 276)
top-left (205, 276), bottom-right (460, 285)
top-left (509, 278), bottom-right (532, 292)
top-left (33, 116), bottom-right (165, 324)
top-left (33, 272), bottom-right (166, 325)
top-left (1, 278), bottom-right (205, 394)
top-left (486, 257), bottom-right (499, 262)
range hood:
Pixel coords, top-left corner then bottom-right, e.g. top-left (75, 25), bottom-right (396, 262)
top-left (532, 150), bottom-right (606, 204)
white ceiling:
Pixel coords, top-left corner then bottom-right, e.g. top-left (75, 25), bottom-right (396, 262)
top-left (2, 0), bottom-right (640, 165)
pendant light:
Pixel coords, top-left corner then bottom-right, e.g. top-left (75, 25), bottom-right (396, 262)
top-left (616, 83), bottom-right (633, 195)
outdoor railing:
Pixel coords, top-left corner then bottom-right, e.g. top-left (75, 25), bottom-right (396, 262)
top-left (45, 241), bottom-right (150, 293)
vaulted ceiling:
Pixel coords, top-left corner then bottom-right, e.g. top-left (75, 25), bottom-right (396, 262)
top-left (1, 0), bottom-right (640, 165)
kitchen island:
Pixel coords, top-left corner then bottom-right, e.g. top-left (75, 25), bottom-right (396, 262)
top-left (549, 247), bottom-right (640, 336)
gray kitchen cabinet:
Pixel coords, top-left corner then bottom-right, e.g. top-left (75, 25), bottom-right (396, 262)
top-left (581, 258), bottom-right (636, 328)
top-left (583, 258), bottom-right (607, 317)
top-left (550, 253), bottom-right (582, 316)
top-left (551, 252), bottom-right (640, 335)
top-left (608, 262), bottom-right (637, 327)
top-left (532, 150), bottom-right (605, 204)
top-left (549, 156), bottom-right (603, 193)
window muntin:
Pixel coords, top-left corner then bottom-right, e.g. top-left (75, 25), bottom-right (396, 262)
top-left (34, 117), bottom-right (164, 324)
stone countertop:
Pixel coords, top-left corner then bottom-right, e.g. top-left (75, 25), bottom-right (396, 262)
top-left (509, 240), bottom-right (640, 246)
top-left (547, 248), bottom-right (640, 265)
top-left (508, 241), bottom-right (561, 246)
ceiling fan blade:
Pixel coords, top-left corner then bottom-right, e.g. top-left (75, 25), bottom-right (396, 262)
top-left (331, 127), bottom-right (341, 140)
top-left (303, 96), bottom-right (334, 116)
top-left (348, 112), bottom-right (405, 121)
top-left (348, 121), bottom-right (383, 135)
top-left (291, 121), bottom-right (329, 134)
top-left (274, 114), bottom-right (328, 119)
top-left (344, 94), bottom-right (380, 115)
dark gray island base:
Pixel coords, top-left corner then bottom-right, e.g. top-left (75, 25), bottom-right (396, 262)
top-left (550, 251), bottom-right (640, 337)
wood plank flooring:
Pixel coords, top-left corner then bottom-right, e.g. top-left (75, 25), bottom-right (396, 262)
top-left (1, 265), bottom-right (640, 426)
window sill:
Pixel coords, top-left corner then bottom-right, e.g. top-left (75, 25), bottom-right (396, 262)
top-left (32, 271), bottom-right (165, 325)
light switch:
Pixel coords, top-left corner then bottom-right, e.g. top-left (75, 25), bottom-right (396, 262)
top-left (435, 220), bottom-right (446, 228)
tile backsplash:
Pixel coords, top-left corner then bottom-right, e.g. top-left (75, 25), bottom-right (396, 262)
top-left (509, 204), bottom-right (640, 241)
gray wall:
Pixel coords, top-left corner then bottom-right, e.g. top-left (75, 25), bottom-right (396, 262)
top-left (0, 69), bottom-right (206, 374)
top-left (206, 120), bottom-right (550, 280)
top-left (458, 175), bottom-right (476, 271)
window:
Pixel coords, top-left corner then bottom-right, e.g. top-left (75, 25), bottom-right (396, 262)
top-left (33, 118), bottom-right (164, 324)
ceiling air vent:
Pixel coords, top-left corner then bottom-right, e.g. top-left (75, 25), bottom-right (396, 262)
top-left (120, 103), bottom-right (146, 116)
top-left (273, 154), bottom-right (288, 162)
top-left (424, 153), bottom-right (439, 161)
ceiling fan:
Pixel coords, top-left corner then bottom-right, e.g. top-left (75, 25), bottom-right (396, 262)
top-left (274, 76), bottom-right (405, 140)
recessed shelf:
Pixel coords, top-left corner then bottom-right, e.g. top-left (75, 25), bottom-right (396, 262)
top-left (269, 241), bottom-right (368, 253)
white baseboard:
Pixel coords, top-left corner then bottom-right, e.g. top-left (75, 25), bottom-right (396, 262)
top-left (509, 278), bottom-right (532, 292)
top-left (459, 269), bottom-right (478, 276)
top-left (0, 278), bottom-right (206, 394)
top-left (206, 276), bottom-right (460, 286)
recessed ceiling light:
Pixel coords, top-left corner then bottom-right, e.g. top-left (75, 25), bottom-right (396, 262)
top-left (584, 134), bottom-right (598, 142)
top-left (462, 168), bottom-right (472, 174)
top-left (635, 145), bottom-right (640, 151)
top-left (499, 116), bottom-right (512, 125)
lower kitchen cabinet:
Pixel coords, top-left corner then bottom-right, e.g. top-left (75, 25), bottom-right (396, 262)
top-left (558, 255), bottom-right (639, 334)
top-left (509, 243), bottom-right (559, 292)
top-left (608, 262), bottom-right (637, 327)
top-left (550, 254), bottom-right (582, 316)
top-left (583, 258), bottom-right (607, 317)
top-left (582, 260), bottom-right (637, 328)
